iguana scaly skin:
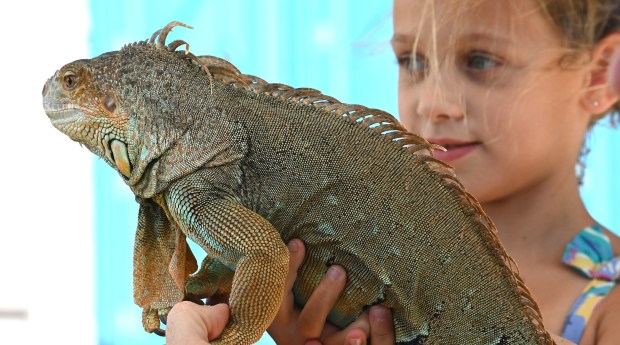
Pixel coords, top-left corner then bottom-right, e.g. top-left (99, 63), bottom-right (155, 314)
top-left (42, 22), bottom-right (555, 345)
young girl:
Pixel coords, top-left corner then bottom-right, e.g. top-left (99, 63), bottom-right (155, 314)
top-left (267, 0), bottom-right (620, 344)
top-left (167, 1), bottom-right (620, 344)
top-left (386, 1), bottom-right (620, 344)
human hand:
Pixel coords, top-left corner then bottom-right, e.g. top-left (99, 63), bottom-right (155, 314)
top-left (267, 239), bottom-right (395, 345)
top-left (610, 45), bottom-right (620, 96)
top-left (165, 301), bottom-right (229, 345)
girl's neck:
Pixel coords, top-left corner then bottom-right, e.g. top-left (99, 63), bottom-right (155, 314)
top-left (480, 169), bottom-right (595, 263)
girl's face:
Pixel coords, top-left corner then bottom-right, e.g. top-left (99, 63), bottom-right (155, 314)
top-left (393, 0), bottom-right (594, 204)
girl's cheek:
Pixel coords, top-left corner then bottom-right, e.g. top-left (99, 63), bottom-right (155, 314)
top-left (397, 98), bottom-right (418, 133)
top-left (398, 86), bottom-right (420, 131)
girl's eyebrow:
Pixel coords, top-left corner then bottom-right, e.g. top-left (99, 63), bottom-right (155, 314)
top-left (391, 31), bottom-right (509, 42)
top-left (462, 33), bottom-right (511, 47)
top-left (391, 33), bottom-right (413, 44)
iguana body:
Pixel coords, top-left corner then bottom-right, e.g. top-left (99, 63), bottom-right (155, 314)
top-left (43, 22), bottom-right (554, 344)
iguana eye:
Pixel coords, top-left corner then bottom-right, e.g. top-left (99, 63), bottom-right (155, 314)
top-left (63, 71), bottom-right (78, 90)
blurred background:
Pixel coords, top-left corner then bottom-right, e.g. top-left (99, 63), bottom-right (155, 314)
top-left (2, 0), bottom-right (619, 344)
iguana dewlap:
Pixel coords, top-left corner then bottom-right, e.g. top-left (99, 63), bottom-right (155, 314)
top-left (42, 22), bottom-right (555, 344)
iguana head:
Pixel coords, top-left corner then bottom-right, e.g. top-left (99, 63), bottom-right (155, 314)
top-left (43, 22), bottom-right (222, 197)
top-left (43, 52), bottom-right (133, 178)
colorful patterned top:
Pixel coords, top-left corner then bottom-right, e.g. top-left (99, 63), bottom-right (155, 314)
top-left (561, 224), bottom-right (620, 343)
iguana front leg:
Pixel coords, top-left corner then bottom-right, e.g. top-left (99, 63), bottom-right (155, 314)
top-left (165, 174), bottom-right (289, 345)
top-left (133, 199), bottom-right (198, 335)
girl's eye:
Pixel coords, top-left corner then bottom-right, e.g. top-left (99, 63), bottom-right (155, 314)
top-left (466, 52), bottom-right (502, 71)
top-left (397, 53), bottom-right (429, 77)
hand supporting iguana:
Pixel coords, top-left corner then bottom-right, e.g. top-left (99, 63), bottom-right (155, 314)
top-left (166, 239), bottom-right (396, 345)
top-left (166, 302), bottom-right (230, 345)
top-left (271, 240), bottom-right (571, 345)
top-left (267, 239), bottom-right (395, 345)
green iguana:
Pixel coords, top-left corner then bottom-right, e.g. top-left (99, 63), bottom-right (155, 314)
top-left (42, 21), bottom-right (554, 344)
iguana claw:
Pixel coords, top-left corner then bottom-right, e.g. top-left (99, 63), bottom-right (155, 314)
top-left (184, 294), bottom-right (205, 305)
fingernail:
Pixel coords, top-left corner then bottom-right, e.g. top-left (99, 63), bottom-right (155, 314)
top-left (287, 240), bottom-right (299, 252)
top-left (370, 305), bottom-right (390, 322)
top-left (327, 266), bottom-right (344, 280)
top-left (349, 339), bottom-right (362, 345)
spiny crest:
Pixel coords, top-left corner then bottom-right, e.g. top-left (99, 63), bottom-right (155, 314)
top-left (141, 22), bottom-right (444, 161)
top-left (124, 21), bottom-right (217, 90)
top-left (148, 21), bottom-right (193, 49)
top-left (142, 23), bottom-right (484, 217)
top-left (139, 22), bottom-right (459, 190)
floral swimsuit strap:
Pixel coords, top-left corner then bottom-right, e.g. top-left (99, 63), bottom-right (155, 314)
top-left (561, 224), bottom-right (620, 344)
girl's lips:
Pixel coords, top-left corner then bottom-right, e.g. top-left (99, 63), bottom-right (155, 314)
top-left (429, 139), bottom-right (480, 163)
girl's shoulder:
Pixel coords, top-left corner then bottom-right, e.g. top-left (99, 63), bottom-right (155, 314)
top-left (604, 228), bottom-right (620, 256)
top-left (580, 280), bottom-right (620, 344)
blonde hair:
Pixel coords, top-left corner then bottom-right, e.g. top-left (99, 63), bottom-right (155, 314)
top-left (537, 0), bottom-right (620, 121)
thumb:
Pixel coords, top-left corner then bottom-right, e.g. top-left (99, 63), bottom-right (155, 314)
top-left (199, 303), bottom-right (230, 339)
top-left (166, 301), bottom-right (230, 344)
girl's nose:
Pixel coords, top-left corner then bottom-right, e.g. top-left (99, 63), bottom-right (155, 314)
top-left (415, 72), bottom-right (465, 123)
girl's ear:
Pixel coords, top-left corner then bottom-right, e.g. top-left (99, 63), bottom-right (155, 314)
top-left (580, 32), bottom-right (620, 114)
top-left (610, 40), bottom-right (620, 96)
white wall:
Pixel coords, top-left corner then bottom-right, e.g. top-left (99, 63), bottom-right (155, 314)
top-left (0, 2), bottom-right (95, 344)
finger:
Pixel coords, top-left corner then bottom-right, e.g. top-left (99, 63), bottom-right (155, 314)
top-left (197, 303), bottom-right (230, 340)
top-left (344, 329), bottom-right (367, 345)
top-left (283, 239), bottom-right (306, 296)
top-left (166, 302), bottom-right (229, 344)
top-left (297, 265), bottom-right (347, 338)
top-left (267, 239), bottom-right (307, 342)
top-left (322, 312), bottom-right (370, 345)
top-left (368, 305), bottom-right (395, 345)
top-left (272, 239), bottom-right (306, 320)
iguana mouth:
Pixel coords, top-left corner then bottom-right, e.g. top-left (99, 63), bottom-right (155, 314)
top-left (43, 103), bottom-right (84, 123)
